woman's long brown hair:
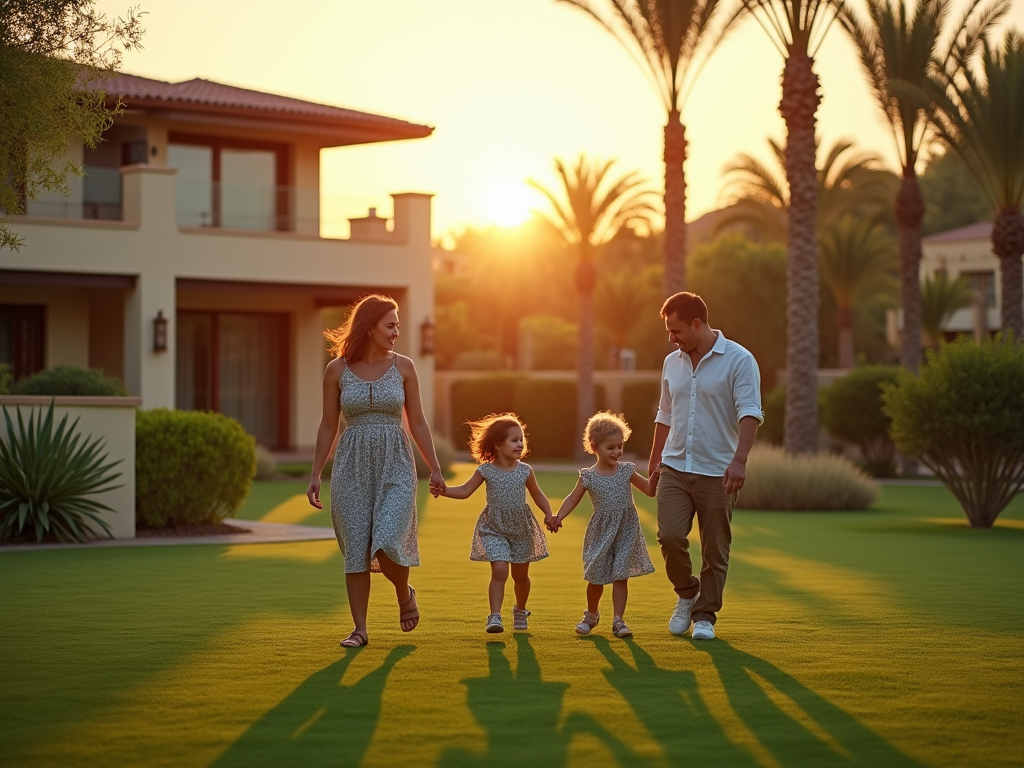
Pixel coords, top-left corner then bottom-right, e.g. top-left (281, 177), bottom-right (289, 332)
top-left (324, 294), bottom-right (399, 362)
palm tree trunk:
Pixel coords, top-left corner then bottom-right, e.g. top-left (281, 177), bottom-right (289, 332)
top-left (663, 110), bottom-right (687, 296)
top-left (992, 208), bottom-right (1024, 337)
top-left (837, 304), bottom-right (855, 368)
top-left (780, 50), bottom-right (821, 455)
top-left (576, 254), bottom-right (596, 460)
top-left (895, 168), bottom-right (925, 372)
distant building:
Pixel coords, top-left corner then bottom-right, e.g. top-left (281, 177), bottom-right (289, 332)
top-left (1, 74), bottom-right (435, 450)
top-left (920, 221), bottom-right (1008, 340)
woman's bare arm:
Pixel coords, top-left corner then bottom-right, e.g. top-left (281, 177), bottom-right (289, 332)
top-left (397, 355), bottom-right (446, 496)
top-left (306, 359), bottom-right (344, 509)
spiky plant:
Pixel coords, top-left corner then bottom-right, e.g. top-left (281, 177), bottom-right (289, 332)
top-left (530, 156), bottom-right (657, 457)
top-left (559, 0), bottom-right (742, 295)
top-left (818, 216), bottom-right (897, 368)
top-left (0, 401), bottom-right (121, 543)
top-left (740, 0), bottom-right (843, 453)
top-left (920, 271), bottom-right (974, 346)
top-left (839, 0), bottom-right (1008, 372)
top-left (717, 136), bottom-right (896, 240)
top-left (918, 30), bottom-right (1024, 337)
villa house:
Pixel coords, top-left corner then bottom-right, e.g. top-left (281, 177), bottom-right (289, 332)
top-left (0, 74), bottom-right (436, 451)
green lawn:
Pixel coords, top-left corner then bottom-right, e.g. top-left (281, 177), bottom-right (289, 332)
top-left (1, 468), bottom-right (1021, 767)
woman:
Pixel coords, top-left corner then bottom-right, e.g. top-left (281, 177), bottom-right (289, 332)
top-left (307, 294), bottom-right (445, 648)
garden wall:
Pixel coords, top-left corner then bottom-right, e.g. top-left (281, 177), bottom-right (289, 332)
top-left (0, 396), bottom-right (139, 539)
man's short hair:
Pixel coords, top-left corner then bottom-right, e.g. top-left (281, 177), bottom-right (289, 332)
top-left (660, 292), bottom-right (709, 324)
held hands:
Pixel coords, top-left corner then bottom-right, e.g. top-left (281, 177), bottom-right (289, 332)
top-left (648, 465), bottom-right (661, 495)
top-left (722, 458), bottom-right (746, 496)
top-left (429, 469), bottom-right (446, 498)
top-left (306, 477), bottom-right (323, 510)
top-left (544, 514), bottom-right (562, 533)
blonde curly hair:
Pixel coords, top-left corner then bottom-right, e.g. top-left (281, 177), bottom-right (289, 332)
top-left (468, 413), bottom-right (528, 463)
top-left (583, 411), bottom-right (632, 454)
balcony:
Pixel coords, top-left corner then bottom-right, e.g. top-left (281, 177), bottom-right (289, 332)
top-left (21, 166), bottom-right (123, 221)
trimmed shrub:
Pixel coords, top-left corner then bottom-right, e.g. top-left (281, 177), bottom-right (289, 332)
top-left (759, 386), bottom-right (786, 446)
top-left (450, 374), bottom-right (519, 450)
top-left (737, 446), bottom-right (878, 510)
top-left (451, 350), bottom-right (505, 370)
top-left (622, 380), bottom-right (660, 455)
top-left (514, 379), bottom-right (577, 458)
top-left (821, 366), bottom-right (900, 477)
top-left (13, 365), bottom-right (128, 396)
top-left (0, 401), bottom-right (122, 542)
top-left (414, 435), bottom-right (457, 479)
top-left (254, 445), bottom-right (277, 480)
top-left (0, 363), bottom-right (11, 394)
top-left (136, 409), bottom-right (255, 528)
top-left (883, 334), bottom-right (1024, 528)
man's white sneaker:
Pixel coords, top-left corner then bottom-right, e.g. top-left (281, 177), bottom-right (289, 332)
top-left (669, 596), bottom-right (696, 635)
top-left (692, 620), bottom-right (715, 640)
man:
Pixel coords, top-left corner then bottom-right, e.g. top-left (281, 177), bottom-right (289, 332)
top-left (647, 292), bottom-right (762, 640)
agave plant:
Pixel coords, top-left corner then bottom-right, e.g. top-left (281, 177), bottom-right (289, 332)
top-left (0, 401), bottom-right (122, 543)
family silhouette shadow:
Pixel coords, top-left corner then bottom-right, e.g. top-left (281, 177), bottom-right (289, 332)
top-left (211, 644), bottom-right (414, 768)
top-left (440, 634), bottom-right (918, 768)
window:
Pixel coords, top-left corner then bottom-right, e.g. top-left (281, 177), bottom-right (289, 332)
top-left (962, 271), bottom-right (996, 308)
top-left (0, 305), bottom-right (45, 381)
top-left (167, 134), bottom-right (288, 231)
top-left (176, 311), bottom-right (289, 448)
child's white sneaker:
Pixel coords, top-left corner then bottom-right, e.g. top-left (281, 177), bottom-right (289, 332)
top-left (692, 620), bottom-right (715, 640)
top-left (575, 610), bottom-right (600, 635)
top-left (669, 595), bottom-right (697, 635)
top-left (486, 613), bottom-right (504, 633)
top-left (513, 607), bottom-right (531, 630)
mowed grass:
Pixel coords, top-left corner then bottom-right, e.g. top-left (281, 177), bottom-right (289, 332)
top-left (1, 466), bottom-right (1022, 768)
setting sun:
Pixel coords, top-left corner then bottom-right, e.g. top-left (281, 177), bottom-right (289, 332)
top-left (483, 179), bottom-right (534, 227)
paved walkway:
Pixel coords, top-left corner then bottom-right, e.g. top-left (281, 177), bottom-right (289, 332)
top-left (0, 519), bottom-right (336, 553)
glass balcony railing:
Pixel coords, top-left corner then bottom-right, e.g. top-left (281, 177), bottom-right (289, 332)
top-left (19, 166), bottom-right (123, 221)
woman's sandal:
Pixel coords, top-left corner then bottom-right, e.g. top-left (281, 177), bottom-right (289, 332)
top-left (612, 617), bottom-right (633, 638)
top-left (575, 610), bottom-right (600, 635)
top-left (399, 586), bottom-right (419, 632)
top-left (340, 630), bottom-right (368, 648)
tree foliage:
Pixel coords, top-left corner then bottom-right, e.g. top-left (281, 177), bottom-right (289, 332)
top-left (883, 334), bottom-right (1024, 527)
top-left (0, 0), bottom-right (144, 250)
top-left (920, 271), bottom-right (973, 346)
top-left (919, 150), bottom-right (992, 235)
top-left (821, 366), bottom-right (900, 476)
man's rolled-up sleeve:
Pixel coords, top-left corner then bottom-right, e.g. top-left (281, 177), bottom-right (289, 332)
top-left (734, 354), bottom-right (763, 424)
top-left (655, 358), bottom-right (672, 426)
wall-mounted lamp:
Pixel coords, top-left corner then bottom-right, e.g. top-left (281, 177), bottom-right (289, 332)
top-left (420, 316), bottom-right (436, 356)
top-left (153, 310), bottom-right (168, 353)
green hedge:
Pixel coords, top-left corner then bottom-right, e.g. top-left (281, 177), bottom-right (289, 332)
top-left (450, 375), bottom-right (606, 458)
top-left (621, 380), bottom-right (660, 455)
top-left (136, 409), bottom-right (255, 528)
top-left (821, 366), bottom-right (899, 477)
top-left (14, 365), bottom-right (128, 396)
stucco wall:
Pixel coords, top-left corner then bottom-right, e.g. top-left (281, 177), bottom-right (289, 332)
top-left (0, 396), bottom-right (138, 539)
top-left (0, 285), bottom-right (89, 369)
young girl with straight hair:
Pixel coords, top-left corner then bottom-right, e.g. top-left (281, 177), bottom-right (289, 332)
top-left (307, 294), bottom-right (446, 648)
top-left (549, 412), bottom-right (658, 638)
top-left (441, 413), bottom-right (554, 634)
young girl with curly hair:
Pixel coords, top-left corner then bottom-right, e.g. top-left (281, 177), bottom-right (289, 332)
top-left (549, 412), bottom-right (658, 638)
top-left (440, 413), bottom-right (554, 634)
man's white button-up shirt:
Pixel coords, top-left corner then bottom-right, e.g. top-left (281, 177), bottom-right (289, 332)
top-left (655, 330), bottom-right (763, 477)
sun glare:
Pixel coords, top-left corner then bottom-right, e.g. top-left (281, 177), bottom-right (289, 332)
top-left (484, 180), bottom-right (533, 227)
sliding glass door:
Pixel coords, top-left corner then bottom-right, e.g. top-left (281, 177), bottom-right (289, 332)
top-left (176, 311), bottom-right (289, 448)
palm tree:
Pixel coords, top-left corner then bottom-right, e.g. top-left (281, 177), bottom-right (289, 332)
top-left (740, 0), bottom-right (843, 454)
top-left (839, 0), bottom-right (1008, 372)
top-left (920, 30), bottom-right (1024, 337)
top-left (818, 216), bottom-right (896, 367)
top-left (920, 272), bottom-right (973, 346)
top-left (717, 137), bottom-right (896, 240)
top-left (530, 156), bottom-right (657, 455)
top-left (559, 0), bottom-right (741, 295)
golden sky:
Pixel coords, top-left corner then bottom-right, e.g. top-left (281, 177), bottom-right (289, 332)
top-left (96, 0), bottom-right (1024, 242)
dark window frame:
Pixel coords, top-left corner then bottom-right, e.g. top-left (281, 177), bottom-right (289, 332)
top-left (0, 304), bottom-right (45, 381)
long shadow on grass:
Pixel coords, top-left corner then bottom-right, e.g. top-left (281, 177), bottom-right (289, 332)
top-left (694, 641), bottom-right (921, 767)
top-left (587, 636), bottom-right (756, 767)
top-left (211, 644), bottom-right (413, 768)
top-left (439, 634), bottom-right (570, 767)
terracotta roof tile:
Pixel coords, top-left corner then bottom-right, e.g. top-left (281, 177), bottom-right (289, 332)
top-left (92, 73), bottom-right (431, 135)
top-left (923, 221), bottom-right (993, 244)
